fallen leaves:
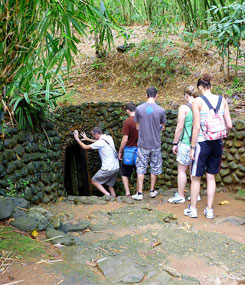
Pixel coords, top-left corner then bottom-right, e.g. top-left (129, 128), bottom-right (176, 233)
top-left (152, 241), bottom-right (161, 248)
top-left (218, 200), bottom-right (230, 205)
top-left (36, 259), bottom-right (63, 264)
top-left (86, 259), bottom-right (98, 268)
top-left (31, 230), bottom-right (39, 239)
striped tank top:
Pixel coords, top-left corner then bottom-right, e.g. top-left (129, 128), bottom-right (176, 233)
top-left (196, 94), bottom-right (225, 142)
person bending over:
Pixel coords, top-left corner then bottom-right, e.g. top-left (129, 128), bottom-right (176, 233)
top-left (74, 127), bottom-right (119, 197)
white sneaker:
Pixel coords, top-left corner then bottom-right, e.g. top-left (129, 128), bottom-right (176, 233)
top-left (168, 193), bottom-right (185, 204)
top-left (132, 192), bottom-right (143, 200)
top-left (188, 194), bottom-right (201, 201)
top-left (184, 204), bottom-right (198, 218)
top-left (203, 207), bottom-right (214, 219)
top-left (150, 190), bottom-right (158, 198)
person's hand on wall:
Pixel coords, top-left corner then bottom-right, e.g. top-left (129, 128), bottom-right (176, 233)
top-left (81, 132), bottom-right (89, 141)
top-left (74, 130), bottom-right (79, 141)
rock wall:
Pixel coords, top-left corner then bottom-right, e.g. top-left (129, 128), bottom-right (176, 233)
top-left (56, 103), bottom-right (245, 195)
top-left (0, 123), bottom-right (65, 204)
top-left (1, 102), bottom-right (244, 203)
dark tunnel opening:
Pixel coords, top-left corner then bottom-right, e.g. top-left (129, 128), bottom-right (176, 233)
top-left (64, 145), bottom-right (91, 196)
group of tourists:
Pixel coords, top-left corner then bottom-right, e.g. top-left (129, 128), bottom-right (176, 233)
top-left (73, 73), bottom-right (232, 219)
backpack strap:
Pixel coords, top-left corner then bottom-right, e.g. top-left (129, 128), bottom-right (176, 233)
top-left (101, 138), bottom-right (118, 158)
top-left (200, 95), bottom-right (222, 114)
top-left (215, 95), bottom-right (223, 113)
top-left (185, 102), bottom-right (192, 110)
top-left (200, 95), bottom-right (213, 110)
top-left (180, 103), bottom-right (192, 142)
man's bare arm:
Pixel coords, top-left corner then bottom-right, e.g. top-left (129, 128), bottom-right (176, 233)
top-left (118, 135), bottom-right (128, 160)
top-left (136, 122), bottom-right (139, 130)
top-left (74, 130), bottom-right (92, 150)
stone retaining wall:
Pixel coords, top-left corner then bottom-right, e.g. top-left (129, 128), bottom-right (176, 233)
top-left (0, 123), bottom-right (65, 204)
top-left (56, 102), bottom-right (245, 195)
top-left (1, 102), bottom-right (244, 203)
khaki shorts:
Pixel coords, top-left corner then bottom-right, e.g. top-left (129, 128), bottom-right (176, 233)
top-left (92, 169), bottom-right (119, 186)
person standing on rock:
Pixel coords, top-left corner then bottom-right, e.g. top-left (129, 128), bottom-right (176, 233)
top-left (118, 103), bottom-right (139, 196)
top-left (74, 127), bottom-right (119, 197)
top-left (169, 85), bottom-right (201, 204)
top-left (132, 87), bottom-right (166, 201)
top-left (184, 74), bottom-right (232, 219)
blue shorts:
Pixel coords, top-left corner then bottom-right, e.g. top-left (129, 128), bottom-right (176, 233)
top-left (177, 143), bottom-right (192, 165)
top-left (191, 139), bottom-right (223, 177)
top-left (136, 147), bottom-right (162, 175)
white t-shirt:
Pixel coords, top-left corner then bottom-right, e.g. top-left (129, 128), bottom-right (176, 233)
top-left (91, 134), bottom-right (119, 171)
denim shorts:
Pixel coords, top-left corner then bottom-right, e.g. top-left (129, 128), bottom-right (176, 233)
top-left (136, 147), bottom-right (162, 175)
top-left (176, 143), bottom-right (192, 165)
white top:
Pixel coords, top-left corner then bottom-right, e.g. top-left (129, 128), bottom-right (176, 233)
top-left (91, 134), bottom-right (119, 171)
top-left (196, 94), bottom-right (225, 142)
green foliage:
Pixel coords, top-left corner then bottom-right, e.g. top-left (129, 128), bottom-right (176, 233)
top-left (202, 2), bottom-right (245, 77)
top-left (0, 227), bottom-right (45, 257)
top-left (180, 30), bottom-right (197, 48)
top-left (129, 39), bottom-right (180, 86)
top-left (91, 0), bottom-right (116, 58)
top-left (0, 0), bottom-right (123, 130)
top-left (212, 76), bottom-right (244, 105)
top-left (102, 0), bottom-right (181, 32)
top-left (6, 179), bottom-right (29, 197)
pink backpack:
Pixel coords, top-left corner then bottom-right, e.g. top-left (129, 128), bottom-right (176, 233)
top-left (200, 95), bottom-right (227, 140)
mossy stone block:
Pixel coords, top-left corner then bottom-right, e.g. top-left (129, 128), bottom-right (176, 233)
top-left (4, 150), bottom-right (15, 161)
top-left (6, 162), bottom-right (17, 174)
top-left (240, 153), bottom-right (245, 164)
top-left (233, 140), bottom-right (243, 148)
top-left (220, 168), bottom-right (230, 177)
top-left (24, 188), bottom-right (33, 201)
top-left (223, 175), bottom-right (232, 184)
top-left (235, 120), bottom-right (245, 131)
top-left (228, 161), bottom-right (238, 170)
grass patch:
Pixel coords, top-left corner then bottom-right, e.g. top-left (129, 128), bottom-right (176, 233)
top-left (0, 226), bottom-right (45, 259)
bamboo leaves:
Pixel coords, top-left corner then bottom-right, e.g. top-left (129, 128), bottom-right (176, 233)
top-left (0, 0), bottom-right (123, 129)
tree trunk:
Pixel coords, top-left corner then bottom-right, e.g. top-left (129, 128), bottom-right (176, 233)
top-left (227, 44), bottom-right (230, 79)
top-left (235, 48), bottom-right (239, 77)
top-left (199, 0), bottom-right (206, 28)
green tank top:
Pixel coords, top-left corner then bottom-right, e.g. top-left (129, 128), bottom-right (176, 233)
top-left (181, 109), bottom-right (193, 145)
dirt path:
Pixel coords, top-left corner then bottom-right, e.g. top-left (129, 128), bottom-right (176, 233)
top-left (2, 192), bottom-right (244, 285)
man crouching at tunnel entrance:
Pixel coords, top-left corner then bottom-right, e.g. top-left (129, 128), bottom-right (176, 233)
top-left (74, 127), bottom-right (119, 197)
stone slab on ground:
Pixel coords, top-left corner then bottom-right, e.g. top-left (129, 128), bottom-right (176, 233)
top-left (75, 196), bottom-right (108, 205)
top-left (221, 216), bottom-right (245, 226)
top-left (0, 197), bottom-right (14, 220)
top-left (10, 213), bottom-right (50, 231)
top-left (142, 271), bottom-right (172, 284)
top-left (46, 228), bottom-right (82, 246)
top-left (97, 256), bottom-right (144, 283)
top-left (6, 197), bottom-right (30, 209)
top-left (60, 221), bottom-right (90, 233)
